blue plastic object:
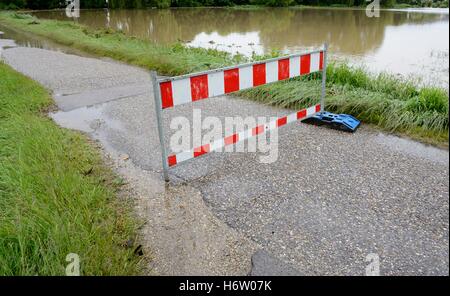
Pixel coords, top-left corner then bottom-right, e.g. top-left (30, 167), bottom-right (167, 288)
top-left (302, 111), bottom-right (360, 132)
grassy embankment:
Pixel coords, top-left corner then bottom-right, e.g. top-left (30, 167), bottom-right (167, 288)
top-left (0, 61), bottom-right (141, 275)
top-left (0, 11), bottom-right (448, 147)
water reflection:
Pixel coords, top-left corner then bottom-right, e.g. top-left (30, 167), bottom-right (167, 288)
top-left (0, 24), bottom-right (96, 57)
top-left (188, 31), bottom-right (263, 56)
top-left (32, 8), bottom-right (448, 54)
top-left (27, 8), bottom-right (450, 87)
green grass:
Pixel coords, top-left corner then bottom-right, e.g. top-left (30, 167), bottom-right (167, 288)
top-left (393, 4), bottom-right (417, 8)
top-left (0, 12), bottom-right (245, 76)
top-left (0, 62), bottom-right (141, 275)
top-left (0, 12), bottom-right (448, 146)
top-left (240, 63), bottom-right (448, 146)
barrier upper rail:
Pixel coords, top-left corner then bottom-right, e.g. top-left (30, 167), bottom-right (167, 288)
top-left (157, 47), bottom-right (326, 110)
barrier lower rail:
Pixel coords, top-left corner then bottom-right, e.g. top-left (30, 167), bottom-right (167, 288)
top-left (151, 44), bottom-right (329, 182)
top-left (167, 104), bottom-right (322, 168)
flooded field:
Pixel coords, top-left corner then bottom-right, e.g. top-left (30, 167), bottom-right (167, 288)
top-left (12, 7), bottom-right (450, 88)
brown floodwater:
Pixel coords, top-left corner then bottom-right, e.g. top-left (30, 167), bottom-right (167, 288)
top-left (22, 7), bottom-right (450, 88)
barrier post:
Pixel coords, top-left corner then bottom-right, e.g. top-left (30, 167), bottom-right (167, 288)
top-left (151, 71), bottom-right (169, 182)
top-left (320, 43), bottom-right (328, 112)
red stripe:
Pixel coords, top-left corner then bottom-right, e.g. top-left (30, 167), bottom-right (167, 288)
top-left (300, 54), bottom-right (311, 75)
top-left (252, 125), bottom-right (265, 136)
top-left (160, 81), bottom-right (174, 109)
top-left (319, 51), bottom-right (324, 70)
top-left (193, 144), bottom-right (210, 158)
top-left (315, 104), bottom-right (321, 113)
top-left (168, 155), bottom-right (177, 167)
top-left (297, 109), bottom-right (307, 119)
top-left (224, 68), bottom-right (239, 93)
top-left (278, 59), bottom-right (290, 80)
top-left (190, 74), bottom-right (209, 101)
top-left (224, 134), bottom-right (239, 146)
top-left (253, 63), bottom-right (266, 86)
top-left (277, 116), bottom-right (287, 127)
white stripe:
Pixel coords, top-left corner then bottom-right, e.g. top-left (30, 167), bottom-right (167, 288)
top-left (172, 78), bottom-right (191, 106)
top-left (239, 66), bottom-right (253, 90)
top-left (170, 104), bottom-right (319, 166)
top-left (268, 120), bottom-right (278, 131)
top-left (208, 71), bottom-right (224, 97)
top-left (310, 52), bottom-right (321, 73)
top-left (238, 130), bottom-right (249, 142)
top-left (286, 113), bottom-right (297, 124)
top-left (248, 128), bottom-right (255, 138)
top-left (176, 150), bottom-right (194, 163)
top-left (266, 61), bottom-right (278, 83)
top-left (289, 56), bottom-right (300, 78)
top-left (210, 138), bottom-right (225, 152)
top-left (306, 105), bottom-right (317, 116)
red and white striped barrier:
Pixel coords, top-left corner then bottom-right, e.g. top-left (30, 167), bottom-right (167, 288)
top-left (158, 51), bottom-right (324, 109)
top-left (151, 46), bottom-right (328, 181)
top-left (167, 104), bottom-right (321, 167)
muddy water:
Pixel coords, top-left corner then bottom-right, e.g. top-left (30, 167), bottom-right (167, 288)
top-left (0, 23), bottom-right (96, 58)
top-left (20, 8), bottom-right (450, 88)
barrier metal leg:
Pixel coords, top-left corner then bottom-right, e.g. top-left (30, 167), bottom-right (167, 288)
top-left (304, 44), bottom-right (361, 132)
top-left (320, 43), bottom-right (328, 112)
top-left (151, 71), bottom-right (170, 182)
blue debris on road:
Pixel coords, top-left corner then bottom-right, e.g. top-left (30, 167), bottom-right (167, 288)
top-left (303, 111), bottom-right (361, 132)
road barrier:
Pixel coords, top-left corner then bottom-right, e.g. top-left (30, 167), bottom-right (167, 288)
top-left (151, 44), bottom-right (329, 182)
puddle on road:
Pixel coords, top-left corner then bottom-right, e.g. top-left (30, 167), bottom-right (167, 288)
top-left (0, 39), bottom-right (16, 48)
top-left (50, 103), bottom-right (125, 133)
top-left (0, 29), bottom-right (17, 57)
top-left (0, 38), bottom-right (16, 58)
top-left (50, 103), bottom-right (257, 276)
top-left (51, 105), bottom-right (103, 133)
top-left (0, 24), bottom-right (95, 59)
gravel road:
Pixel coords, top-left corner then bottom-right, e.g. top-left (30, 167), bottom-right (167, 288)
top-left (2, 45), bottom-right (448, 275)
